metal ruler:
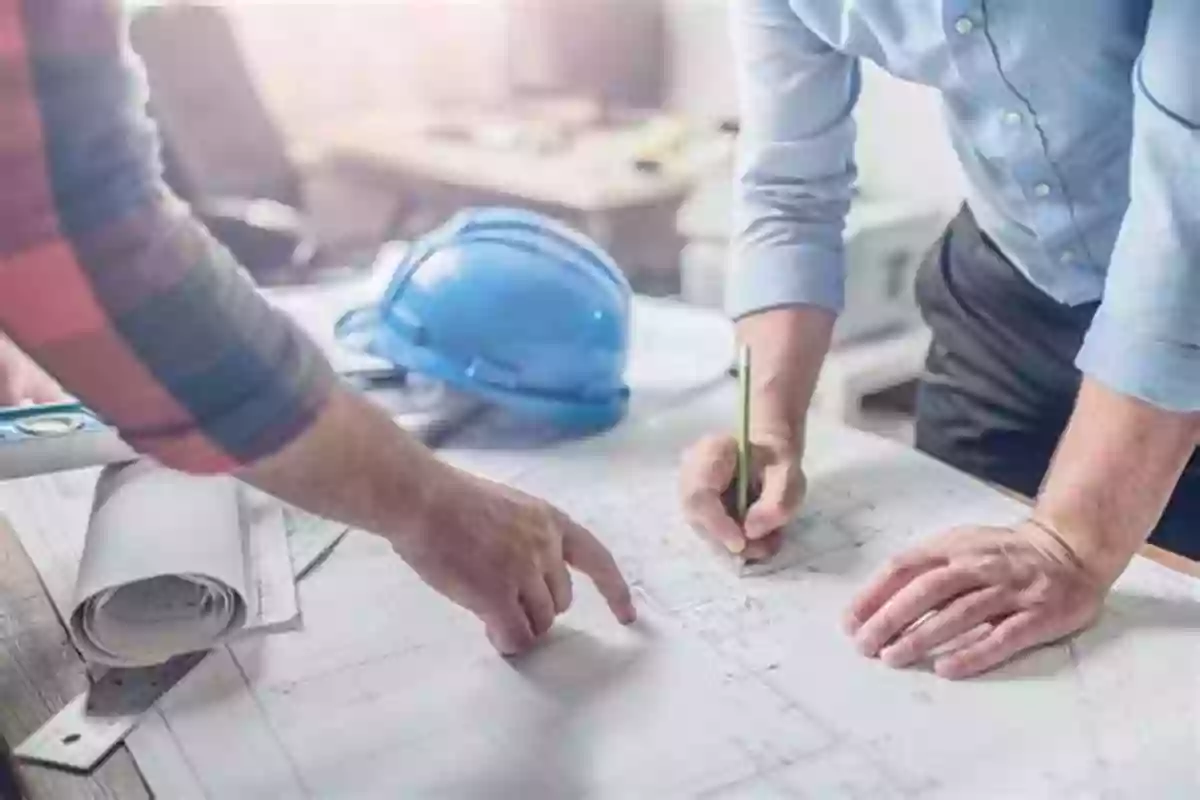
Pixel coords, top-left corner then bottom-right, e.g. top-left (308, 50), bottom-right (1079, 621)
top-left (0, 402), bottom-right (135, 481)
top-left (13, 508), bottom-right (349, 773)
top-left (0, 373), bottom-right (484, 481)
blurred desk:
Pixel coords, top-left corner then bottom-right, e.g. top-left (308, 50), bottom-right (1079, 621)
top-left (307, 112), bottom-right (734, 295)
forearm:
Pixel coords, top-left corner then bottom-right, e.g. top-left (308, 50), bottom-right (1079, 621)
top-left (1035, 378), bottom-right (1200, 585)
top-left (727, 0), bottom-right (857, 454)
top-left (0, 3), bottom-right (338, 472)
top-left (239, 386), bottom-right (453, 544)
top-left (738, 306), bottom-right (834, 448)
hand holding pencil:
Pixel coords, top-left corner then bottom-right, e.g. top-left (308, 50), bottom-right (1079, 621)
top-left (679, 345), bottom-right (806, 563)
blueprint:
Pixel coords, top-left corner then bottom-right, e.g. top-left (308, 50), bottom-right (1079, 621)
top-left (1, 383), bottom-right (1189, 798)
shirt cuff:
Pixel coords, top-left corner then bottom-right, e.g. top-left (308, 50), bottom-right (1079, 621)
top-left (1077, 312), bottom-right (1200, 412)
top-left (725, 244), bottom-right (845, 320)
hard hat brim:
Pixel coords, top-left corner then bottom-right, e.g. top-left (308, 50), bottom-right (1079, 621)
top-left (336, 305), bottom-right (629, 433)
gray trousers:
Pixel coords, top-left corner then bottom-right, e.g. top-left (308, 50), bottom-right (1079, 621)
top-left (913, 205), bottom-right (1200, 560)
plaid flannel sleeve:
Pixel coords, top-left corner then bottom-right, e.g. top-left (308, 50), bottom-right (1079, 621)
top-left (0, 0), bottom-right (335, 473)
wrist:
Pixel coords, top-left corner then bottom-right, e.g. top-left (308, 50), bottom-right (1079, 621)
top-left (737, 306), bottom-right (831, 457)
top-left (749, 407), bottom-right (804, 457)
top-left (388, 452), bottom-right (464, 546)
top-left (1027, 379), bottom-right (1199, 587)
top-left (1029, 502), bottom-right (1139, 588)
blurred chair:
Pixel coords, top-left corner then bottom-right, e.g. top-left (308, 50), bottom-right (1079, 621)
top-left (128, 3), bottom-right (410, 285)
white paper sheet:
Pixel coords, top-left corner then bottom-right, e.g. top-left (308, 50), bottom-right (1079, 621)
top-left (87, 385), bottom-right (1200, 799)
top-left (0, 459), bottom-right (298, 670)
top-left (67, 461), bottom-right (299, 668)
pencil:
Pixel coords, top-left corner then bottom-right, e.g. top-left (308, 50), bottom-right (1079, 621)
top-left (736, 344), bottom-right (751, 521)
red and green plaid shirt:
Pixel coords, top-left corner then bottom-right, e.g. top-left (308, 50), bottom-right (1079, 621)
top-left (0, 0), bottom-right (334, 472)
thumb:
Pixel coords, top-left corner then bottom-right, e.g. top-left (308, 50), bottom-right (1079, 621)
top-left (744, 463), bottom-right (802, 540)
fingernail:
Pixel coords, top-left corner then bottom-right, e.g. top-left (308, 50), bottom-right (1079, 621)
top-left (855, 633), bottom-right (878, 657)
top-left (933, 660), bottom-right (962, 679)
top-left (879, 645), bottom-right (907, 668)
top-left (742, 516), bottom-right (768, 541)
top-left (726, 538), bottom-right (746, 554)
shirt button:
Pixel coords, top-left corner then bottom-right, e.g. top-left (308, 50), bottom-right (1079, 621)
top-left (1004, 110), bottom-right (1023, 126)
top-left (954, 16), bottom-right (975, 34)
top-left (1033, 182), bottom-right (1052, 198)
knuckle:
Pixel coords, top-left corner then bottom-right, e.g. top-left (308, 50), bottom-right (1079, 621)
top-left (682, 435), bottom-right (721, 466)
top-left (758, 504), bottom-right (791, 526)
top-left (504, 616), bottom-right (534, 641)
top-left (992, 625), bottom-right (1020, 649)
top-left (681, 484), bottom-right (710, 511)
top-left (534, 506), bottom-right (562, 534)
top-left (697, 432), bottom-right (732, 452)
top-left (886, 639), bottom-right (917, 664)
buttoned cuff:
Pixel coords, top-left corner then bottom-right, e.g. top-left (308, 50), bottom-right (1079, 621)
top-left (725, 245), bottom-right (845, 320)
top-left (1077, 313), bottom-right (1200, 412)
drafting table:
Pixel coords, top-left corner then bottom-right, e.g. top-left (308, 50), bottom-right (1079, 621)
top-left (2, 309), bottom-right (1199, 797)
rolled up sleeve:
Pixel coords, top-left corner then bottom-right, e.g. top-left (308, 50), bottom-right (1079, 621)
top-left (0, 0), bottom-right (334, 473)
top-left (1076, 0), bottom-right (1200, 411)
top-left (726, 0), bottom-right (860, 319)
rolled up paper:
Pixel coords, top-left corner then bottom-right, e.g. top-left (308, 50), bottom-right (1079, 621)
top-left (68, 461), bottom-right (297, 667)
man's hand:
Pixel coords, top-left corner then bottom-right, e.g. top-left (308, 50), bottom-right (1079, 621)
top-left (844, 521), bottom-right (1109, 679)
top-left (394, 468), bottom-right (637, 655)
top-left (243, 387), bottom-right (636, 658)
top-left (845, 379), bottom-right (1200, 679)
top-left (0, 336), bottom-right (64, 405)
top-left (678, 307), bottom-right (833, 562)
top-left (680, 433), bottom-right (804, 560)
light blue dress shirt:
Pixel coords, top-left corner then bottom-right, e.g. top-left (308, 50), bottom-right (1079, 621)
top-left (728, 0), bottom-right (1200, 411)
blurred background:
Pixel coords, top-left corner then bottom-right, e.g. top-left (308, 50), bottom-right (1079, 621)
top-left (121, 0), bottom-right (969, 438)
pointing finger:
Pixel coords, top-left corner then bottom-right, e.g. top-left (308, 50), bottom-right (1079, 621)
top-left (561, 519), bottom-right (636, 624)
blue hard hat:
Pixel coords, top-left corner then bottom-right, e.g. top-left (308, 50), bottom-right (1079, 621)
top-left (336, 208), bottom-right (632, 432)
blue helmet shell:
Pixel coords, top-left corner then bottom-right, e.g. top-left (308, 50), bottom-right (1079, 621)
top-left (336, 207), bottom-right (632, 432)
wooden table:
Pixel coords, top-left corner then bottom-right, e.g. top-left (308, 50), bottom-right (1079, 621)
top-left (305, 111), bottom-right (733, 295)
top-left (307, 112), bottom-right (731, 214)
top-left (0, 517), bottom-right (149, 799)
